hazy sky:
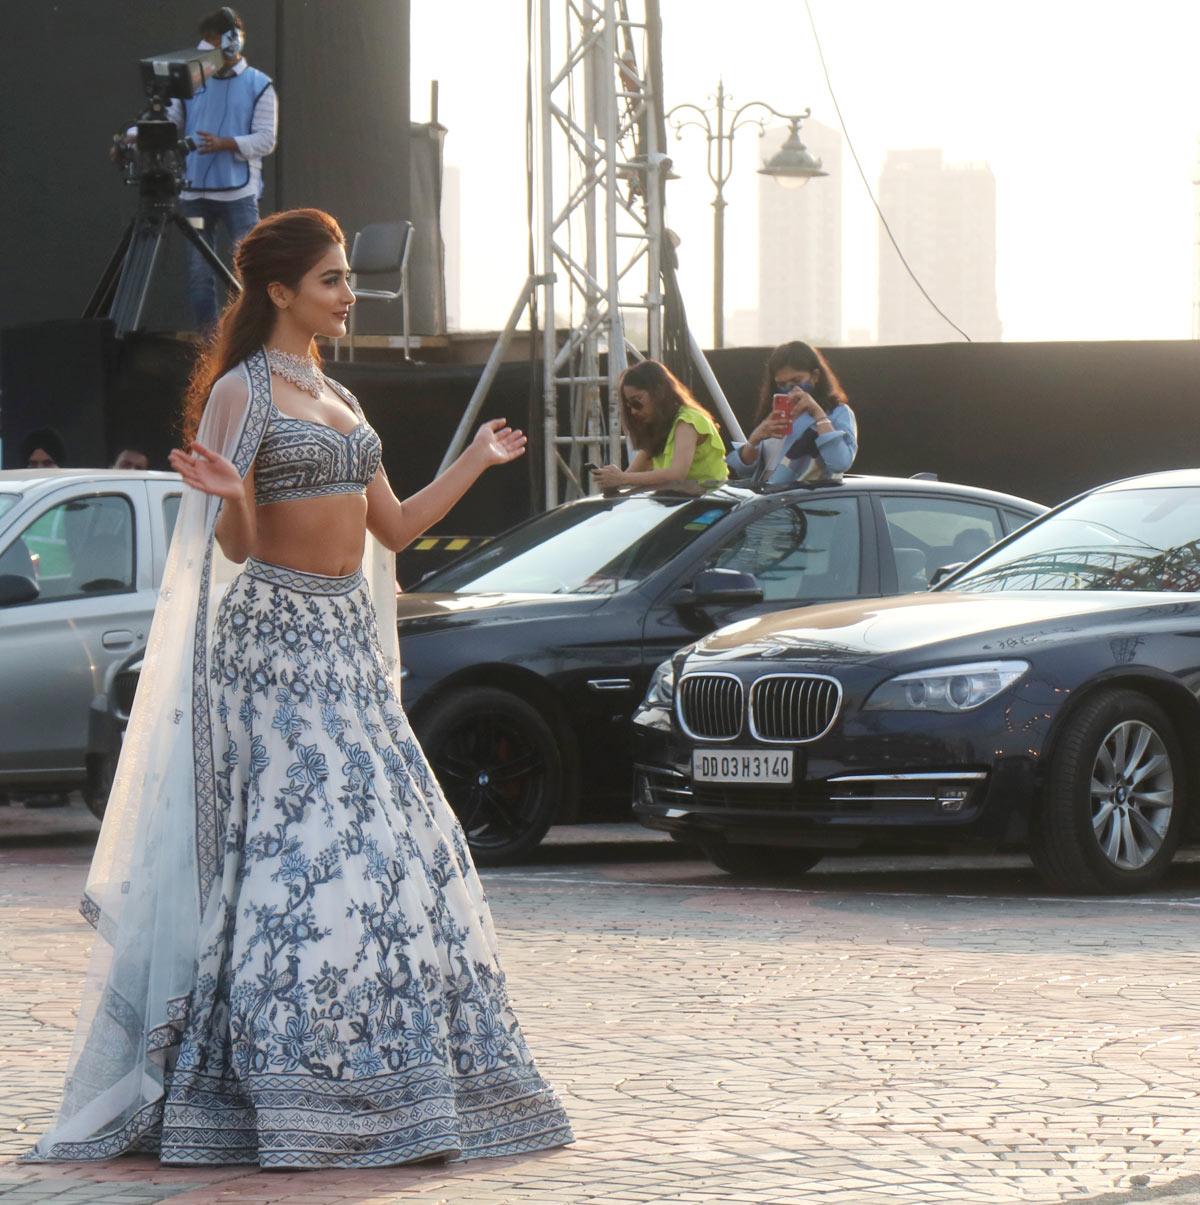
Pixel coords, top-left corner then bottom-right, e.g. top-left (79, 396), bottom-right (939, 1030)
top-left (412, 1), bottom-right (1200, 344)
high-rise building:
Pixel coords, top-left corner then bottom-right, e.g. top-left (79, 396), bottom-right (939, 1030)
top-left (750, 119), bottom-right (843, 348)
top-left (876, 149), bottom-right (1001, 345)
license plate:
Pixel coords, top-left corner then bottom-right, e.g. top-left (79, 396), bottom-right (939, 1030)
top-left (692, 748), bottom-right (794, 784)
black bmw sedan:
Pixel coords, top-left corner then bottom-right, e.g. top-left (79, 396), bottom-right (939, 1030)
top-left (632, 469), bottom-right (1200, 894)
top-left (396, 475), bottom-right (1040, 863)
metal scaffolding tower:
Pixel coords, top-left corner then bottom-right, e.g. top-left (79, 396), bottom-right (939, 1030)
top-left (440, 0), bottom-right (741, 509)
top-left (534, 0), bottom-right (665, 506)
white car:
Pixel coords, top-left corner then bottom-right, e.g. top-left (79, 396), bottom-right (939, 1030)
top-left (0, 469), bottom-right (182, 813)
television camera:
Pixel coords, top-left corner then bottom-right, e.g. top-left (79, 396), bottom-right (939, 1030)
top-left (87, 46), bottom-right (240, 337)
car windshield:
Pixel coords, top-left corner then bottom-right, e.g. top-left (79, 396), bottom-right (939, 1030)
top-left (951, 486), bottom-right (1200, 593)
top-left (419, 495), bottom-right (734, 595)
top-left (0, 494), bottom-right (17, 523)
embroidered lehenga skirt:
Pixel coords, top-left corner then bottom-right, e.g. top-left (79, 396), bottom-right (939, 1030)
top-left (157, 558), bottom-right (573, 1167)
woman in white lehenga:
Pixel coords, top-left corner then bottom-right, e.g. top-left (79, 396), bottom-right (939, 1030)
top-left (32, 208), bottom-right (573, 1167)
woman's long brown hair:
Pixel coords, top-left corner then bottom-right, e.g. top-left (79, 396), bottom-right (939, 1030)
top-left (618, 359), bottom-right (715, 456)
top-left (182, 208), bottom-right (346, 444)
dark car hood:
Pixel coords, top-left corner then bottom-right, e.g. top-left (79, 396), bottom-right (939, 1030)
top-left (396, 590), bottom-right (607, 631)
top-left (691, 590), bottom-right (1200, 665)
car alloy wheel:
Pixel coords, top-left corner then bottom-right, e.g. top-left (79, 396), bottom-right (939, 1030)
top-left (1032, 688), bottom-right (1185, 894)
top-left (1089, 720), bottom-right (1174, 871)
top-left (416, 686), bottom-right (563, 866)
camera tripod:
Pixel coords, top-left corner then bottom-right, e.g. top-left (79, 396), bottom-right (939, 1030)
top-left (85, 192), bottom-right (239, 338)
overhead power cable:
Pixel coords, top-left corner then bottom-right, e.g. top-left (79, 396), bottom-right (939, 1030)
top-left (802, 0), bottom-right (972, 342)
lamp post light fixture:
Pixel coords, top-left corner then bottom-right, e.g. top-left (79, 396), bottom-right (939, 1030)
top-left (667, 80), bottom-right (827, 348)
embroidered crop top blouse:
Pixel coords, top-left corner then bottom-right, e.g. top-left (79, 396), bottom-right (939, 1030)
top-left (254, 377), bottom-right (383, 506)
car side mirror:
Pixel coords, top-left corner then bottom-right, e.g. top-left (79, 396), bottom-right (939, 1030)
top-left (687, 568), bottom-right (764, 606)
top-left (0, 574), bottom-right (39, 606)
top-left (929, 562), bottom-right (964, 588)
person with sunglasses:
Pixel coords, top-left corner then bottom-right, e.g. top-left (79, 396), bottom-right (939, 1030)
top-left (726, 340), bottom-right (857, 485)
top-left (592, 359), bottom-right (729, 489)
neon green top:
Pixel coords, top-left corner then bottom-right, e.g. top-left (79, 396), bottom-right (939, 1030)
top-left (651, 406), bottom-right (730, 483)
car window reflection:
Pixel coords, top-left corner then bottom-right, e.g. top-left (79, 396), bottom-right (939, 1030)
top-left (421, 497), bottom-right (733, 596)
top-left (955, 487), bottom-right (1200, 593)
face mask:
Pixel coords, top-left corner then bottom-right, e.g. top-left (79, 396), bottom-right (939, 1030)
top-left (219, 25), bottom-right (243, 60)
top-left (778, 379), bottom-right (814, 396)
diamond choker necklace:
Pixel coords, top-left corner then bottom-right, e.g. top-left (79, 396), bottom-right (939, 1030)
top-left (265, 347), bottom-right (323, 399)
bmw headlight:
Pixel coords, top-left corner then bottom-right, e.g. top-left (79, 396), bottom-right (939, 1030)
top-left (863, 660), bottom-right (1028, 713)
top-left (642, 657), bottom-right (677, 709)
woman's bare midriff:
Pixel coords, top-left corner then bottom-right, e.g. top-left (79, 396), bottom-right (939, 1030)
top-left (252, 494), bottom-right (369, 576)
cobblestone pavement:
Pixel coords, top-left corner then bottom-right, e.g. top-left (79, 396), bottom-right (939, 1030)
top-left (1, 801), bottom-right (1199, 1203)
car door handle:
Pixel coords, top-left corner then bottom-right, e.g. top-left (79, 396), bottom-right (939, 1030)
top-left (587, 678), bottom-right (633, 692)
top-left (102, 629), bottom-right (135, 650)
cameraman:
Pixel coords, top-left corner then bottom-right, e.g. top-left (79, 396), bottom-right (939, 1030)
top-left (122, 8), bottom-right (277, 330)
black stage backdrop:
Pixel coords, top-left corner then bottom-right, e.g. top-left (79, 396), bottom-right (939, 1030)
top-left (0, 0), bottom-right (410, 334)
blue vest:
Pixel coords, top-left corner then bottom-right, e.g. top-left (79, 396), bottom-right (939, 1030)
top-left (182, 66), bottom-right (272, 193)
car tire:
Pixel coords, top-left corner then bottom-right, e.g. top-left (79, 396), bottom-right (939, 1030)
top-left (702, 841), bottom-right (823, 878)
top-left (415, 687), bottom-right (563, 867)
top-left (1031, 688), bottom-right (1185, 894)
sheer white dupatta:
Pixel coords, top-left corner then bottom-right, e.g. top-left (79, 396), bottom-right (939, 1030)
top-left (33, 349), bottom-right (400, 1159)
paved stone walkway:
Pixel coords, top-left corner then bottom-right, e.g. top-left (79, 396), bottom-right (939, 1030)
top-left (1, 804), bottom-right (1199, 1202)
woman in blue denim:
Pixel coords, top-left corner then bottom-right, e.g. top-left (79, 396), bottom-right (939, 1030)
top-left (726, 341), bottom-right (857, 485)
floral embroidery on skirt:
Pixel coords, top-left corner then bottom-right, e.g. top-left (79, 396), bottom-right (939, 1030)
top-left (157, 558), bottom-right (573, 1167)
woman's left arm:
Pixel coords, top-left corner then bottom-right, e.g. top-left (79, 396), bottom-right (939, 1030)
top-left (365, 419), bottom-right (526, 553)
top-left (814, 405), bottom-right (858, 473)
top-left (593, 423), bottom-right (697, 488)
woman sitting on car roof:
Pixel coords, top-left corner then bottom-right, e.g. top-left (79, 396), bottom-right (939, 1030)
top-left (592, 359), bottom-right (729, 489)
top-left (727, 340), bottom-right (857, 485)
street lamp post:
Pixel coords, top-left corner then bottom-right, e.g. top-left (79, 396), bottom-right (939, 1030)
top-left (667, 81), bottom-right (827, 348)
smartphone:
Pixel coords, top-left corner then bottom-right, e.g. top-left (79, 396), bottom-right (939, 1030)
top-left (771, 393), bottom-right (792, 417)
top-left (584, 461), bottom-right (599, 475)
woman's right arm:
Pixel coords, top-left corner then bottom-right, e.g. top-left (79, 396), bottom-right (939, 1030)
top-left (731, 442), bottom-right (758, 469)
top-left (736, 412), bottom-right (791, 466)
top-left (167, 442), bottom-right (256, 561)
top-left (593, 427), bottom-right (696, 488)
top-left (727, 442), bottom-right (758, 473)
top-left (214, 465), bottom-right (257, 562)
top-left (168, 372), bottom-right (259, 561)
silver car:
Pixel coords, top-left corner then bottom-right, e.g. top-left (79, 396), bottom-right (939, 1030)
top-left (0, 469), bottom-right (182, 812)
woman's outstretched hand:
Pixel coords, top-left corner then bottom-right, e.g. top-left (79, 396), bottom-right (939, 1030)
top-left (470, 419), bottom-right (527, 467)
top-left (168, 441), bottom-right (243, 500)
